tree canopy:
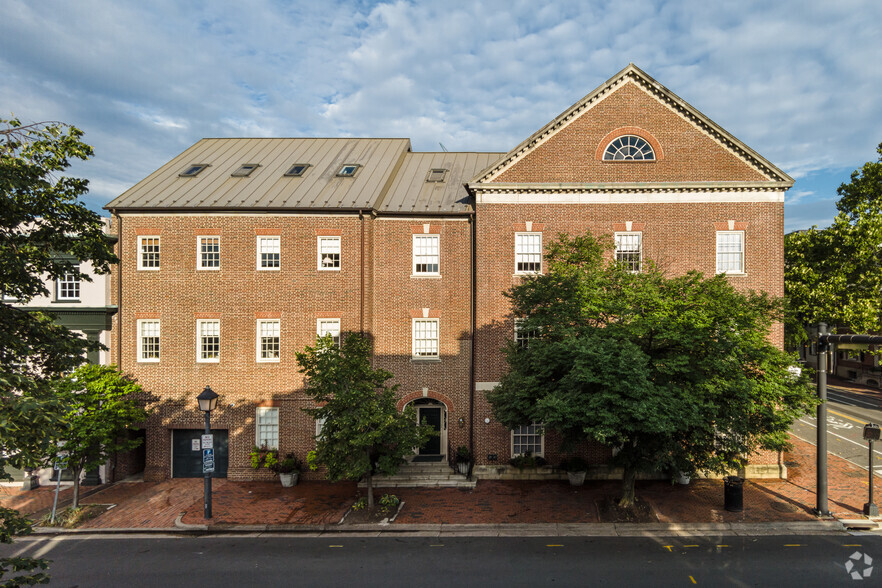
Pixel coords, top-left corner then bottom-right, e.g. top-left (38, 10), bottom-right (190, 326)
top-left (1, 118), bottom-right (117, 480)
top-left (489, 232), bottom-right (816, 506)
top-left (785, 142), bottom-right (882, 344)
top-left (48, 365), bottom-right (150, 509)
top-left (297, 333), bottom-right (433, 509)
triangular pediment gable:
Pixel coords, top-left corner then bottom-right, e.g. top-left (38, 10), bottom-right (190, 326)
top-left (469, 64), bottom-right (792, 190)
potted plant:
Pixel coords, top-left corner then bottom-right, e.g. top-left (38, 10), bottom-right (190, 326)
top-left (249, 444), bottom-right (278, 470)
top-left (270, 452), bottom-right (302, 487)
top-left (455, 445), bottom-right (472, 475)
top-left (560, 456), bottom-right (588, 486)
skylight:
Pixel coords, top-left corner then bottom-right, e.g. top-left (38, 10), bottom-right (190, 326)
top-left (336, 164), bottom-right (360, 177)
top-left (426, 168), bottom-right (448, 182)
top-left (231, 164), bottom-right (260, 177)
top-left (284, 164), bottom-right (311, 177)
top-left (179, 164), bottom-right (209, 177)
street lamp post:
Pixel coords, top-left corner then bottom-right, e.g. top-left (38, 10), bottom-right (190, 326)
top-left (197, 385), bottom-right (219, 519)
top-left (863, 423), bottom-right (880, 517)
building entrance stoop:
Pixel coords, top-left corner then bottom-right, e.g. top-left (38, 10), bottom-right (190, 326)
top-left (359, 461), bottom-right (476, 489)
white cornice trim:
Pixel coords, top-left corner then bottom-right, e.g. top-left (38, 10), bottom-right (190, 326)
top-left (475, 190), bottom-right (785, 204)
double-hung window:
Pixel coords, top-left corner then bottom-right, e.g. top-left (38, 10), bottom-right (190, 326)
top-left (318, 236), bottom-right (341, 270)
top-left (413, 235), bottom-right (440, 275)
top-left (716, 231), bottom-right (744, 274)
top-left (615, 232), bottom-right (642, 272)
top-left (57, 271), bottom-right (80, 300)
top-left (514, 319), bottom-right (538, 349)
top-left (197, 319), bottom-right (220, 362)
top-left (198, 236), bottom-right (220, 270)
top-left (138, 236), bottom-right (160, 270)
top-left (256, 407), bottom-right (279, 450)
top-left (257, 319), bottom-right (280, 362)
top-left (512, 423), bottom-right (544, 456)
top-left (137, 319), bottom-right (160, 362)
top-left (257, 236), bottom-right (280, 270)
top-left (317, 318), bottom-right (341, 347)
top-left (515, 233), bottom-right (542, 274)
top-left (412, 319), bottom-right (439, 358)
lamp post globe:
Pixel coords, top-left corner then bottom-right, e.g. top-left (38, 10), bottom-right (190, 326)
top-left (197, 385), bottom-right (219, 413)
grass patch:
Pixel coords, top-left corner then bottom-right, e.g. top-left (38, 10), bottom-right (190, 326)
top-left (38, 504), bottom-right (112, 528)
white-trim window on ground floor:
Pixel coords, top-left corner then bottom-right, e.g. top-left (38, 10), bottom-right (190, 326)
top-left (256, 407), bottom-right (279, 449)
top-left (512, 422), bottom-right (544, 456)
top-left (317, 318), bottom-right (341, 347)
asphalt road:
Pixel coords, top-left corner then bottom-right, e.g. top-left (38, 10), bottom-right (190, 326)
top-left (791, 384), bottom-right (882, 477)
top-left (1, 534), bottom-right (878, 587)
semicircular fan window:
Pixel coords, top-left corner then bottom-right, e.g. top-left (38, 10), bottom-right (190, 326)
top-left (603, 135), bottom-right (655, 161)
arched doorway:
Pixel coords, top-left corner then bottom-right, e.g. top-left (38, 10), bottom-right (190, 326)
top-left (409, 398), bottom-right (447, 460)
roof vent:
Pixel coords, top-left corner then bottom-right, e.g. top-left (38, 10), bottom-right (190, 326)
top-left (426, 168), bottom-right (448, 182)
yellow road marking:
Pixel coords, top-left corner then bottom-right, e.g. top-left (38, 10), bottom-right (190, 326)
top-left (844, 544), bottom-right (863, 547)
top-left (783, 544), bottom-right (804, 547)
top-left (689, 575), bottom-right (697, 584)
top-left (546, 544), bottom-right (564, 547)
top-left (683, 545), bottom-right (699, 548)
top-left (828, 408), bottom-right (870, 425)
top-left (716, 545), bottom-right (729, 548)
top-left (663, 545), bottom-right (674, 552)
top-left (329, 545), bottom-right (343, 548)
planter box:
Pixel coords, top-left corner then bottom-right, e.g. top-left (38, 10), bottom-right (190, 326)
top-left (567, 471), bottom-right (587, 486)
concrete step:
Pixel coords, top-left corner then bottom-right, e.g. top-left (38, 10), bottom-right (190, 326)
top-left (360, 478), bottom-right (476, 488)
top-left (356, 461), bottom-right (475, 488)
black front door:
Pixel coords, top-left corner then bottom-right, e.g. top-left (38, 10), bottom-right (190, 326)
top-left (172, 429), bottom-right (228, 478)
top-left (418, 407), bottom-right (442, 455)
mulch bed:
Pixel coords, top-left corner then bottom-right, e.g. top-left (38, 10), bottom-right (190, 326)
top-left (595, 496), bottom-right (658, 523)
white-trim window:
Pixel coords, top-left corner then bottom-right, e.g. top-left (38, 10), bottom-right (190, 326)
top-left (257, 236), bottom-right (280, 270)
top-left (716, 231), bottom-right (745, 274)
top-left (315, 417), bottom-right (326, 442)
top-left (512, 423), bottom-right (544, 456)
top-left (318, 236), bottom-right (341, 270)
top-left (57, 272), bottom-right (80, 300)
top-left (412, 318), bottom-right (439, 358)
top-left (317, 318), bottom-right (341, 347)
top-left (257, 319), bottom-right (280, 362)
top-left (137, 319), bottom-right (160, 362)
top-left (138, 236), bottom-right (160, 270)
top-left (413, 234), bottom-right (440, 275)
top-left (615, 232), bottom-right (642, 273)
top-left (197, 319), bottom-right (220, 362)
top-left (514, 319), bottom-right (538, 349)
top-left (256, 407), bottom-right (279, 450)
top-left (515, 232), bottom-right (542, 274)
top-left (198, 236), bottom-right (220, 270)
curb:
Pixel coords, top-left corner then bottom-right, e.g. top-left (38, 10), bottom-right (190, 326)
top-left (29, 519), bottom-right (849, 538)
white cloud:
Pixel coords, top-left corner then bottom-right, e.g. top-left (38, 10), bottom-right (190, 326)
top-left (1, 0), bottom-right (879, 228)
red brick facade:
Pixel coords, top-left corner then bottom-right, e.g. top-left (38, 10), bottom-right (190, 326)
top-left (109, 65), bottom-right (791, 481)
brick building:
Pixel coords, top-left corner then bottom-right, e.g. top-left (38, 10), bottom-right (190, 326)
top-left (105, 64), bottom-right (793, 482)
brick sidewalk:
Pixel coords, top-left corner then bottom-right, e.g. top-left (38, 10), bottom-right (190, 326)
top-left (2, 433), bottom-right (875, 528)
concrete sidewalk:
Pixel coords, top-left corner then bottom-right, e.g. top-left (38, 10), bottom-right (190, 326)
top-left (1, 434), bottom-right (878, 536)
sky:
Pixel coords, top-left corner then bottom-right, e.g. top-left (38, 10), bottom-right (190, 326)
top-left (2, 0), bottom-right (880, 232)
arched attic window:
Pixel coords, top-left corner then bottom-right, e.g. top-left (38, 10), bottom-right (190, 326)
top-left (603, 135), bottom-right (655, 161)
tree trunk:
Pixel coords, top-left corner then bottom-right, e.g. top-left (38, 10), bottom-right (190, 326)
top-left (365, 450), bottom-right (374, 509)
top-left (72, 467), bottom-right (82, 510)
top-left (618, 467), bottom-right (637, 508)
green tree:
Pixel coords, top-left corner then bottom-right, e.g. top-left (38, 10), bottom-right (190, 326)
top-left (297, 333), bottom-right (433, 509)
top-left (47, 365), bottom-right (150, 509)
top-left (1, 118), bottom-right (117, 480)
top-left (489, 232), bottom-right (816, 507)
top-left (785, 142), bottom-right (882, 345)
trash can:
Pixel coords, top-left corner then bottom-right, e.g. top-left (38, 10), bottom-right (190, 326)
top-left (724, 476), bottom-right (744, 512)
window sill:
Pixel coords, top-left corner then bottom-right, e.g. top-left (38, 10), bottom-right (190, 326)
top-left (513, 272), bottom-right (541, 278)
top-left (720, 272), bottom-right (748, 277)
top-left (411, 357), bottom-right (441, 363)
top-left (318, 268), bottom-right (341, 272)
top-left (52, 299), bottom-right (81, 304)
top-left (411, 274), bottom-right (442, 279)
top-left (197, 268), bottom-right (221, 271)
top-left (137, 359), bottom-right (160, 363)
top-left (257, 268), bottom-right (281, 272)
top-left (256, 359), bottom-right (280, 363)
top-left (137, 268), bottom-right (161, 271)
top-left (196, 359), bottom-right (220, 364)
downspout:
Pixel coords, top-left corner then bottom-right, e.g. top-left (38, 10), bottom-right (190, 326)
top-left (114, 210), bottom-right (122, 369)
top-left (359, 209), bottom-right (365, 334)
top-left (468, 210), bottom-right (476, 464)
